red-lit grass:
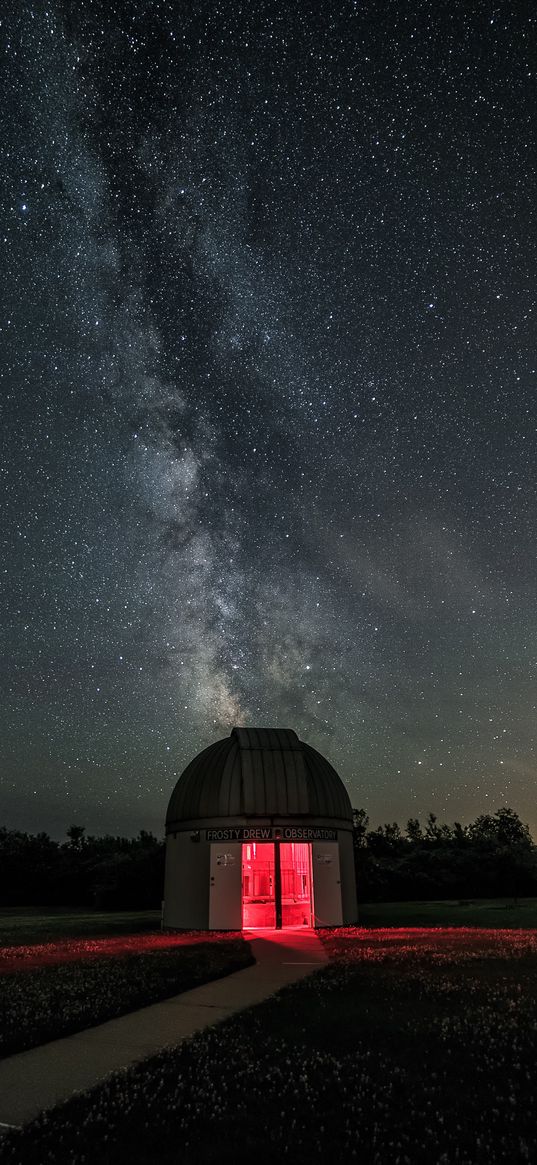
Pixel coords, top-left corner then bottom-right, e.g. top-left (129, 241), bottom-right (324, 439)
top-left (3, 927), bottom-right (537, 1164)
top-left (321, 924), bottom-right (537, 962)
top-left (0, 938), bottom-right (253, 1058)
top-left (0, 930), bottom-right (232, 973)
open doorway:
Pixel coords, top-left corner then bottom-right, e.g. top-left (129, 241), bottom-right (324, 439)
top-left (280, 842), bottom-right (313, 927)
top-left (241, 842), bottom-right (275, 928)
top-left (241, 841), bottom-right (313, 929)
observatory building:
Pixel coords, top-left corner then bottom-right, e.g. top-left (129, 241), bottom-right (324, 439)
top-left (163, 727), bottom-right (358, 930)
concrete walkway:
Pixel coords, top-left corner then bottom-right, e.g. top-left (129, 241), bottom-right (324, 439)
top-left (0, 929), bottom-right (327, 1129)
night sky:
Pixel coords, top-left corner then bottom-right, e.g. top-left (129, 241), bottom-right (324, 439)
top-left (2, 1), bottom-right (536, 839)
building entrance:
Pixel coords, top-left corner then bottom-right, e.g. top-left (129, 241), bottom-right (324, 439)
top-left (241, 841), bottom-right (313, 929)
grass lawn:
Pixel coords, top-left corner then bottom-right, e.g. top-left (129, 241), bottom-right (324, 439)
top-left (359, 896), bottom-right (537, 927)
top-left (3, 899), bottom-right (536, 947)
top-left (0, 908), bottom-right (161, 947)
top-left (0, 938), bottom-right (253, 1058)
top-left (2, 927), bottom-right (537, 1164)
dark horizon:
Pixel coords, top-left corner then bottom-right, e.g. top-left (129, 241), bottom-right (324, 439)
top-left (2, 797), bottom-right (535, 849)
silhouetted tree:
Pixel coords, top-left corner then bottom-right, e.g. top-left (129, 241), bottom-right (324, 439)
top-left (1, 807), bottom-right (535, 909)
top-left (66, 825), bottom-right (86, 849)
top-left (0, 826), bottom-right (165, 908)
top-left (352, 806), bottom-right (537, 903)
top-left (406, 818), bottom-right (423, 843)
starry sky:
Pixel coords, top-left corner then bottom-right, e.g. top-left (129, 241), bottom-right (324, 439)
top-left (2, 0), bottom-right (536, 839)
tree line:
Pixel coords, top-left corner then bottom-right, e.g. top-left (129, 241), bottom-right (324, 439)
top-left (1, 805), bottom-right (536, 909)
top-left (0, 826), bottom-right (165, 909)
top-left (353, 806), bottom-right (537, 902)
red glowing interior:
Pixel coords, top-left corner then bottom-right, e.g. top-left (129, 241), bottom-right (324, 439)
top-left (281, 842), bottom-right (313, 927)
top-left (242, 841), bottom-right (275, 928)
top-left (241, 841), bottom-right (313, 929)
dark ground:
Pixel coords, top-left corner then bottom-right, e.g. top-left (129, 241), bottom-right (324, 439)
top-left (2, 926), bottom-right (537, 1164)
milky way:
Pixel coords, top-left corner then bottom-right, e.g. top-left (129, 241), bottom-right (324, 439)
top-left (2, 1), bottom-right (536, 836)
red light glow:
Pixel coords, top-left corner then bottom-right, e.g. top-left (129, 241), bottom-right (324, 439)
top-left (281, 842), bottom-right (313, 927)
top-left (321, 926), bottom-right (537, 964)
top-left (242, 841), bottom-right (276, 928)
top-left (0, 930), bottom-right (238, 974)
top-left (242, 842), bottom-right (313, 928)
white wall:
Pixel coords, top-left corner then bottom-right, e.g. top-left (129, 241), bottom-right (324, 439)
top-left (312, 841), bottom-right (343, 925)
top-left (208, 843), bottom-right (242, 929)
top-left (163, 825), bottom-right (358, 930)
top-left (163, 833), bottom-right (210, 929)
top-left (338, 829), bottom-right (358, 924)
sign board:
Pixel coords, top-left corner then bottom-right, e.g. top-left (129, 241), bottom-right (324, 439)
top-left (205, 826), bottom-right (337, 842)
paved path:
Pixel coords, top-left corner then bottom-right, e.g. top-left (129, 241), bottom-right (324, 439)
top-left (0, 929), bottom-right (327, 1129)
